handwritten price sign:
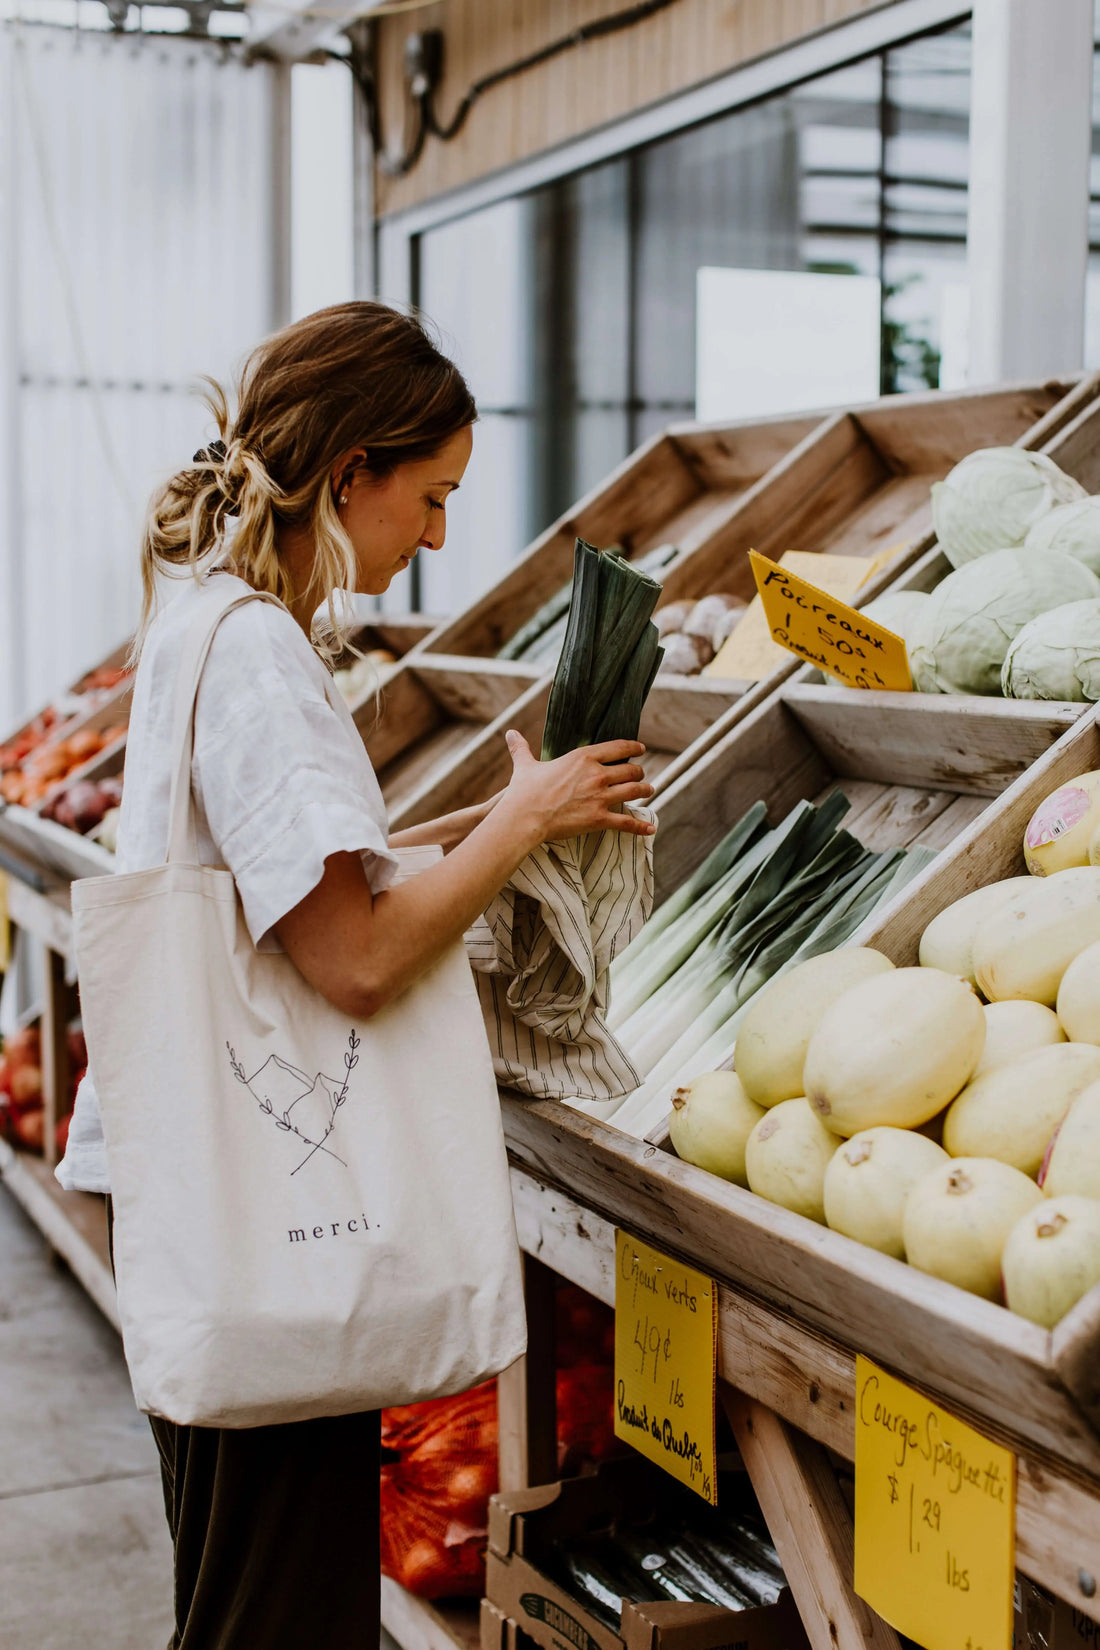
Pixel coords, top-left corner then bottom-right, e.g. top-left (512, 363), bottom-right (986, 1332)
top-left (613, 1231), bottom-right (717, 1504)
top-left (854, 1356), bottom-right (1015, 1650)
top-left (749, 549), bottom-right (913, 691)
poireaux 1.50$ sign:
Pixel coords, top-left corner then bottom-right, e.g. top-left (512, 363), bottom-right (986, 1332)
top-left (748, 549), bottom-right (913, 691)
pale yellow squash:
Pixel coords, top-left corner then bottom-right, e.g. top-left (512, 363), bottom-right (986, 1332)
top-left (1024, 771), bottom-right (1100, 874)
top-left (918, 877), bottom-right (1032, 987)
top-left (804, 967), bottom-right (984, 1137)
top-left (903, 1158), bottom-right (1043, 1301)
top-left (972, 1000), bottom-right (1065, 1078)
top-left (1002, 1196), bottom-right (1100, 1327)
top-left (1041, 1081), bottom-right (1100, 1198)
top-left (1056, 938), bottom-right (1100, 1044)
top-left (668, 1071), bottom-right (765, 1186)
top-left (943, 1041), bottom-right (1100, 1176)
top-left (972, 867), bottom-right (1100, 1006)
top-left (823, 1127), bottom-right (948, 1259)
top-left (733, 947), bottom-right (894, 1108)
top-left (744, 1098), bottom-right (838, 1224)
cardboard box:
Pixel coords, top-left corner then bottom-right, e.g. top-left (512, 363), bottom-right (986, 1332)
top-left (1016, 1577), bottom-right (1100, 1650)
top-left (486, 1459), bottom-right (808, 1650)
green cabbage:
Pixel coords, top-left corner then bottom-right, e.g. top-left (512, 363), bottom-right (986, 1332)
top-left (931, 448), bottom-right (1085, 568)
top-left (909, 550), bottom-right (1100, 696)
top-left (1001, 599), bottom-right (1100, 701)
top-left (1023, 497), bottom-right (1100, 576)
top-left (861, 589), bottom-right (931, 646)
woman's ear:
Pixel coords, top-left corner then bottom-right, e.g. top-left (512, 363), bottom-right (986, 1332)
top-left (330, 446), bottom-right (369, 502)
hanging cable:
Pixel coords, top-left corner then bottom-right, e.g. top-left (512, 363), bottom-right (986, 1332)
top-left (331, 0), bottom-right (681, 179)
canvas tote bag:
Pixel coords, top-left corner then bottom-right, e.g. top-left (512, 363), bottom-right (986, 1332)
top-left (73, 586), bottom-right (526, 1428)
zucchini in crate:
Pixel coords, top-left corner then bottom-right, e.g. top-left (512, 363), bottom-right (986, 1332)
top-left (541, 539), bottom-right (664, 760)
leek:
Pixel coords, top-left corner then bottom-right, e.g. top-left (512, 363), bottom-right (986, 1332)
top-left (600, 793), bottom-right (942, 1140)
top-left (609, 803), bottom-right (767, 992)
top-left (541, 539), bottom-right (662, 759)
top-left (498, 542), bottom-right (678, 663)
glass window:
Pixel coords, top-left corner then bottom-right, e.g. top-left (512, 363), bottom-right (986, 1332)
top-left (409, 20), bottom-right (972, 612)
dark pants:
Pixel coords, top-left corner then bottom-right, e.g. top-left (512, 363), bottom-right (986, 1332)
top-left (107, 1200), bottom-right (381, 1649)
top-left (148, 1408), bottom-right (381, 1650)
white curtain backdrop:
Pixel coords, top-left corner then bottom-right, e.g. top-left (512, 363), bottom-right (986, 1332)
top-left (0, 23), bottom-right (285, 728)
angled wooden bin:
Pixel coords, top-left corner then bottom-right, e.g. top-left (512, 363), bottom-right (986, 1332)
top-left (408, 380), bottom-right (1082, 797)
top-left (496, 694), bottom-right (1100, 1628)
top-left (357, 412), bottom-right (825, 824)
top-left (386, 380), bottom-right (1089, 834)
top-left (0, 614), bottom-right (442, 889)
top-left (654, 374), bottom-right (1100, 796)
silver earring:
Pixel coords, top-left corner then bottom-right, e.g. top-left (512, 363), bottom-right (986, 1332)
top-left (339, 492), bottom-right (348, 506)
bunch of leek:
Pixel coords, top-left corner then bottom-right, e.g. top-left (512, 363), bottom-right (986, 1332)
top-left (500, 542), bottom-right (677, 667)
top-left (541, 538), bottom-right (664, 759)
top-left (598, 796), bottom-right (937, 1139)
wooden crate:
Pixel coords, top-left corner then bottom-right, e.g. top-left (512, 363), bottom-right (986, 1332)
top-left (653, 374), bottom-right (1100, 795)
top-left (0, 615), bottom-right (442, 888)
top-left (410, 382), bottom-right (1080, 778)
top-left (497, 692), bottom-right (1100, 1484)
top-left (420, 412), bottom-right (824, 668)
top-left (652, 675), bottom-right (1087, 901)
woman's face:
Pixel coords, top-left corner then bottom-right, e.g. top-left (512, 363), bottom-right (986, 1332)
top-left (335, 426), bottom-right (474, 596)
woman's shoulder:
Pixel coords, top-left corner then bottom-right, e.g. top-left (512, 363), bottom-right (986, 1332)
top-left (147, 574), bottom-right (322, 685)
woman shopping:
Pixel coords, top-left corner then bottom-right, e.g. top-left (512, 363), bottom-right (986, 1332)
top-left (56, 300), bottom-right (655, 1650)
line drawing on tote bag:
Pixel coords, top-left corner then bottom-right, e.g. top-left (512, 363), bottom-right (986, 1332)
top-left (225, 1030), bottom-right (361, 1175)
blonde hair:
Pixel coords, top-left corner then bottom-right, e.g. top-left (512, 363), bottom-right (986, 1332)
top-left (138, 302), bottom-right (477, 661)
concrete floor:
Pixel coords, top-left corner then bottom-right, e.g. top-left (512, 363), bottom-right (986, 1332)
top-left (0, 1183), bottom-right (174, 1649)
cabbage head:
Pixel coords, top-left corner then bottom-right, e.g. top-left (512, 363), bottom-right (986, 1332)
top-left (909, 549), bottom-right (1100, 695)
top-left (931, 448), bottom-right (1085, 568)
top-left (861, 589), bottom-right (931, 646)
top-left (1001, 599), bottom-right (1100, 701)
top-left (1023, 497), bottom-right (1100, 577)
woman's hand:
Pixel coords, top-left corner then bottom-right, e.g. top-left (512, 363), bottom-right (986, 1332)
top-left (497, 730), bottom-right (655, 846)
top-left (276, 740), bottom-right (651, 1021)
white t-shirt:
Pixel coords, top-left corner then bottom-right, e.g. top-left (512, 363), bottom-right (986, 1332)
top-left (55, 572), bottom-right (399, 1195)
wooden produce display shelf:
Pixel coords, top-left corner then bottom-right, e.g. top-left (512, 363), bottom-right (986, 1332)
top-left (651, 673), bottom-right (1085, 903)
top-left (654, 373), bottom-right (1100, 796)
top-left (380, 1580), bottom-right (480, 1650)
top-left (496, 702), bottom-right (1100, 1565)
top-left (0, 1139), bottom-right (116, 1328)
top-left (407, 381), bottom-right (1081, 819)
top-left (422, 411), bottom-right (824, 665)
top-left (505, 1163), bottom-right (1100, 1626)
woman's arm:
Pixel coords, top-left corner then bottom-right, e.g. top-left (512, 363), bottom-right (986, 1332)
top-left (275, 730), bottom-right (654, 1019)
top-left (388, 793), bottom-right (501, 853)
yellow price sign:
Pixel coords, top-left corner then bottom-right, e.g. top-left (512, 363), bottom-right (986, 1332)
top-left (749, 549), bottom-right (913, 691)
top-left (855, 1356), bottom-right (1015, 1650)
top-left (613, 1230), bottom-right (717, 1503)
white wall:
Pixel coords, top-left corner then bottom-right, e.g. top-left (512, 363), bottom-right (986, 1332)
top-left (290, 59), bottom-right (354, 321)
top-left (0, 24), bottom-right (285, 729)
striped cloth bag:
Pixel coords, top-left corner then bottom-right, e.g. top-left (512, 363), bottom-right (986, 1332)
top-left (465, 814), bottom-right (653, 1104)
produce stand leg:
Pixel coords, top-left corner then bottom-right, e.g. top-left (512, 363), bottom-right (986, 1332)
top-left (39, 939), bottom-right (74, 1169)
top-left (497, 1252), bottom-right (557, 1491)
top-left (721, 1389), bottom-right (902, 1650)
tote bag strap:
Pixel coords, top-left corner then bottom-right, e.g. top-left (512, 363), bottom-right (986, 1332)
top-left (164, 581), bottom-right (349, 866)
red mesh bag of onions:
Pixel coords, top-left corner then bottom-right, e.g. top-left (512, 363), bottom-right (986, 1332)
top-left (380, 1288), bottom-right (619, 1599)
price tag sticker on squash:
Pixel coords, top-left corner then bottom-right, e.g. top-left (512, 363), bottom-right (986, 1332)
top-left (749, 549), bottom-right (913, 690)
top-left (613, 1231), bottom-right (717, 1503)
top-left (854, 1356), bottom-right (1015, 1650)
